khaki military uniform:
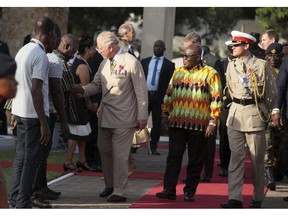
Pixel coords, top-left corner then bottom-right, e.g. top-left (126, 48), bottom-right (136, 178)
top-left (226, 53), bottom-right (277, 202)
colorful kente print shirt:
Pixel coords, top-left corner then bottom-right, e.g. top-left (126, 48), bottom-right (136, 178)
top-left (162, 64), bottom-right (223, 131)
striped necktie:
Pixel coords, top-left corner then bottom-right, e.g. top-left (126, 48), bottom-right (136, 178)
top-left (110, 59), bottom-right (116, 71)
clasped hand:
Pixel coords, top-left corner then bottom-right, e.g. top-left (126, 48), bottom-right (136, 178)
top-left (271, 112), bottom-right (282, 130)
top-left (70, 84), bottom-right (85, 98)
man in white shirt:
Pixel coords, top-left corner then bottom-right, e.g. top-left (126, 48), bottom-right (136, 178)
top-left (9, 16), bottom-right (56, 209)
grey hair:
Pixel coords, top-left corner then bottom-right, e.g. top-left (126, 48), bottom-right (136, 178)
top-left (184, 32), bottom-right (202, 45)
top-left (97, 31), bottom-right (119, 48)
top-left (117, 23), bottom-right (133, 38)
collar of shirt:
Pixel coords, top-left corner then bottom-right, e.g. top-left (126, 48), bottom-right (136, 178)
top-left (30, 38), bottom-right (45, 52)
top-left (110, 48), bottom-right (123, 63)
top-left (152, 55), bottom-right (164, 61)
top-left (238, 53), bottom-right (253, 65)
top-left (200, 49), bottom-right (204, 60)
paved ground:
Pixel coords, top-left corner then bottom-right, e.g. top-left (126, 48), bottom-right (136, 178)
top-left (1, 136), bottom-right (287, 209)
top-left (48, 145), bottom-right (169, 209)
top-left (46, 143), bottom-right (288, 209)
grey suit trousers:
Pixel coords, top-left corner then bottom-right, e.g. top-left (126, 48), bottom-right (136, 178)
top-left (97, 127), bottom-right (135, 198)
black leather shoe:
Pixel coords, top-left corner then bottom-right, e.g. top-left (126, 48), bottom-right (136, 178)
top-left (46, 187), bottom-right (61, 196)
top-left (220, 199), bottom-right (243, 208)
top-left (90, 165), bottom-right (102, 172)
top-left (99, 187), bottom-right (113, 197)
top-left (151, 150), bottom-right (161, 155)
top-left (131, 147), bottom-right (138, 153)
top-left (18, 204), bottom-right (33, 208)
top-left (267, 182), bottom-right (276, 191)
top-left (31, 198), bottom-right (52, 208)
top-left (201, 175), bottom-right (211, 182)
top-left (76, 160), bottom-right (90, 171)
top-left (283, 196), bottom-right (288, 201)
top-left (35, 188), bottom-right (59, 200)
top-left (219, 168), bottom-right (228, 177)
top-left (184, 192), bottom-right (194, 202)
top-left (249, 200), bottom-right (262, 208)
top-left (107, 195), bottom-right (127, 202)
top-left (156, 190), bottom-right (176, 200)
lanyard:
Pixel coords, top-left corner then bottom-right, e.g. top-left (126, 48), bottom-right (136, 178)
top-left (233, 56), bottom-right (257, 88)
top-left (30, 39), bottom-right (45, 52)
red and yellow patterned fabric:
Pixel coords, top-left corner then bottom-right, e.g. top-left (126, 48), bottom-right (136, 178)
top-left (162, 64), bottom-right (223, 131)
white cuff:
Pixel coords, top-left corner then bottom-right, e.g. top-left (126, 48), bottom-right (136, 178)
top-left (271, 108), bottom-right (280, 115)
top-left (209, 122), bottom-right (216, 127)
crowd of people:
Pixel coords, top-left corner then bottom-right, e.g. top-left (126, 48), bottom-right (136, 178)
top-left (0, 15), bottom-right (288, 209)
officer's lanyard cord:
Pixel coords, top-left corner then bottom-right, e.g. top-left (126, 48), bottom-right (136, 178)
top-left (233, 58), bottom-right (269, 123)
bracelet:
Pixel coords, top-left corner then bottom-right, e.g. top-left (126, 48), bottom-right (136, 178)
top-left (209, 122), bottom-right (216, 127)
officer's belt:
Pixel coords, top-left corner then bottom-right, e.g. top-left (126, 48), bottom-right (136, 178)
top-left (233, 97), bottom-right (260, 106)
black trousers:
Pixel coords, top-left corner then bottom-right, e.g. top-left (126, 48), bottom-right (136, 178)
top-left (219, 108), bottom-right (230, 169)
top-left (163, 127), bottom-right (207, 195)
top-left (85, 111), bottom-right (101, 166)
top-left (202, 129), bottom-right (216, 177)
top-left (148, 93), bottom-right (162, 151)
top-left (34, 113), bottom-right (56, 191)
top-left (10, 116), bottom-right (48, 207)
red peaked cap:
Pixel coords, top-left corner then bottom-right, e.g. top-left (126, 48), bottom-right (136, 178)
top-left (231, 30), bottom-right (256, 45)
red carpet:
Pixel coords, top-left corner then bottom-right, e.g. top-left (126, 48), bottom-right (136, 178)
top-left (129, 153), bottom-right (266, 208)
top-left (1, 147), bottom-right (267, 208)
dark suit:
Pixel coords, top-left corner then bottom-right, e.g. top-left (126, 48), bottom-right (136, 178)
top-left (128, 46), bottom-right (136, 58)
top-left (141, 56), bottom-right (175, 151)
top-left (202, 51), bottom-right (224, 179)
top-left (274, 55), bottom-right (288, 178)
top-left (85, 52), bottom-right (103, 169)
top-left (219, 58), bottom-right (231, 171)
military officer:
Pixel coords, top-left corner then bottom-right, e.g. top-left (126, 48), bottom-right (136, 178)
top-left (220, 30), bottom-right (277, 208)
top-left (264, 43), bottom-right (285, 191)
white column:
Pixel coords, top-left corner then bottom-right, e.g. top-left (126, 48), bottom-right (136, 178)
top-left (141, 7), bottom-right (175, 60)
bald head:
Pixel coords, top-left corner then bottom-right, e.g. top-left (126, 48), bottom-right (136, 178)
top-left (34, 16), bottom-right (55, 36)
top-left (32, 16), bottom-right (56, 53)
top-left (185, 44), bottom-right (202, 55)
top-left (61, 34), bottom-right (78, 46)
top-left (153, 40), bottom-right (166, 57)
top-left (58, 34), bottom-right (78, 60)
top-left (183, 44), bottom-right (202, 70)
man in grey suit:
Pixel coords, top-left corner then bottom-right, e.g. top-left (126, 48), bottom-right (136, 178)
top-left (71, 31), bottom-right (148, 202)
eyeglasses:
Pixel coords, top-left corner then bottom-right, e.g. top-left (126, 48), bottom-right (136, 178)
top-left (183, 54), bottom-right (199, 59)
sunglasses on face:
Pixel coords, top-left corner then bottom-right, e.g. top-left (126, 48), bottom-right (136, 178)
top-left (183, 54), bottom-right (199, 59)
